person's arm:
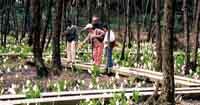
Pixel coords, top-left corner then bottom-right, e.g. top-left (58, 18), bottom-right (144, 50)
top-left (78, 35), bottom-right (90, 49)
top-left (82, 35), bottom-right (90, 44)
top-left (91, 29), bottom-right (105, 38)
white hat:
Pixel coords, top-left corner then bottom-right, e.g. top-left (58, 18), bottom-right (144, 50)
top-left (92, 16), bottom-right (99, 21)
top-left (83, 24), bottom-right (93, 30)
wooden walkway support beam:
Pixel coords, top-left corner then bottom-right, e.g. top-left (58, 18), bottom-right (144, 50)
top-left (2, 87), bottom-right (200, 105)
top-left (73, 63), bottom-right (200, 86)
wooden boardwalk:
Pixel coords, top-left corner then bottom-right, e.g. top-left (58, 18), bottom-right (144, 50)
top-left (1, 61), bottom-right (200, 104)
top-left (73, 63), bottom-right (200, 86)
top-left (1, 87), bottom-right (200, 105)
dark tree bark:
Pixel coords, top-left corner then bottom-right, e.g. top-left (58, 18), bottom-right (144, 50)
top-left (52, 0), bottom-right (63, 71)
top-left (0, 0), bottom-right (4, 46)
top-left (11, 0), bottom-right (19, 44)
top-left (41, 0), bottom-right (53, 52)
top-left (3, 0), bottom-right (11, 47)
top-left (100, 0), bottom-right (106, 22)
top-left (87, 0), bottom-right (92, 22)
top-left (182, 0), bottom-right (190, 74)
top-left (45, 30), bottom-right (53, 50)
top-left (22, 0), bottom-right (33, 46)
top-left (31, 0), bottom-right (48, 77)
top-left (143, 0), bottom-right (150, 30)
top-left (135, 0), bottom-right (141, 65)
top-left (162, 0), bottom-right (175, 104)
top-left (117, 0), bottom-right (121, 31)
top-left (21, 0), bottom-right (31, 43)
top-left (0, 11), bottom-right (3, 46)
top-left (127, 0), bottom-right (132, 48)
top-left (147, 0), bottom-right (154, 42)
top-left (192, 0), bottom-right (200, 71)
top-left (155, 0), bottom-right (162, 72)
top-left (193, 0), bottom-right (198, 21)
top-left (76, 0), bottom-right (80, 25)
top-left (120, 0), bottom-right (128, 60)
top-left (103, 0), bottom-right (108, 23)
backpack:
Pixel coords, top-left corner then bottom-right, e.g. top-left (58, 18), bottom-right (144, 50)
top-left (66, 25), bottom-right (77, 42)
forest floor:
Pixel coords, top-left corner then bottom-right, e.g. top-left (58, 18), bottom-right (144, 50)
top-left (0, 55), bottom-right (153, 95)
top-left (1, 57), bottom-right (200, 105)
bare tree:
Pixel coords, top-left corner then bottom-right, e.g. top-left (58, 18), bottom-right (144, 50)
top-left (162, 0), bottom-right (176, 104)
top-left (87, 0), bottom-right (92, 22)
top-left (31, 0), bottom-right (48, 77)
top-left (193, 0), bottom-right (198, 21)
top-left (182, 0), bottom-right (190, 74)
top-left (52, 0), bottom-right (63, 72)
top-left (155, 0), bottom-right (162, 72)
top-left (41, 0), bottom-right (53, 51)
top-left (192, 0), bottom-right (200, 71)
top-left (134, 0), bottom-right (141, 65)
top-left (21, 0), bottom-right (31, 44)
top-left (120, 0), bottom-right (128, 60)
top-left (2, 0), bottom-right (11, 47)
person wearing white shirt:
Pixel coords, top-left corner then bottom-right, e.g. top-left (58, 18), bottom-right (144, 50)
top-left (103, 25), bottom-right (116, 74)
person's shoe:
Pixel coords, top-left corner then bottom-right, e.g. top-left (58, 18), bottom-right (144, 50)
top-left (107, 67), bottom-right (112, 73)
top-left (105, 67), bottom-right (114, 76)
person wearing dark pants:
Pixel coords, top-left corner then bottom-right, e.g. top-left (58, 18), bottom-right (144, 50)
top-left (103, 25), bottom-right (115, 74)
top-left (105, 46), bottom-right (113, 73)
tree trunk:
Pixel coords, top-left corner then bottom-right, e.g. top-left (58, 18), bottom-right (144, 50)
top-left (45, 30), bottom-right (53, 50)
top-left (193, 0), bottom-right (198, 21)
top-left (31, 0), bottom-right (48, 77)
top-left (147, 1), bottom-right (154, 42)
top-left (3, 0), bottom-right (10, 47)
top-left (100, 0), bottom-right (106, 22)
top-left (120, 0), bottom-right (127, 60)
top-left (127, 0), bottom-right (132, 48)
top-left (0, 7), bottom-right (4, 46)
top-left (52, 0), bottom-right (63, 71)
top-left (76, 0), bottom-right (79, 25)
top-left (87, 0), bottom-right (92, 22)
top-left (117, 0), bottom-right (121, 31)
top-left (192, 0), bottom-right (200, 71)
top-left (41, 0), bottom-right (53, 52)
top-left (21, 0), bottom-right (31, 43)
top-left (11, 1), bottom-right (19, 44)
top-left (27, 0), bottom-right (33, 46)
top-left (183, 0), bottom-right (190, 74)
top-left (0, 0), bottom-right (5, 46)
top-left (135, 0), bottom-right (141, 65)
top-left (162, 0), bottom-right (175, 104)
top-left (155, 0), bottom-right (162, 72)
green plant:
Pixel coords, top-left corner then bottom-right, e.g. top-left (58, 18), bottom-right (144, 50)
top-left (132, 91), bottom-right (140, 104)
top-left (174, 51), bottom-right (185, 73)
top-left (25, 84), bottom-right (41, 99)
top-left (109, 92), bottom-right (128, 105)
top-left (90, 65), bottom-right (101, 78)
top-left (53, 80), bottom-right (67, 92)
top-left (88, 65), bottom-right (102, 89)
top-left (79, 99), bottom-right (102, 105)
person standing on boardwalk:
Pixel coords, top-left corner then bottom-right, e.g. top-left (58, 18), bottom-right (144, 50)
top-left (64, 20), bottom-right (78, 64)
top-left (103, 24), bottom-right (116, 74)
top-left (81, 24), bottom-right (105, 66)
